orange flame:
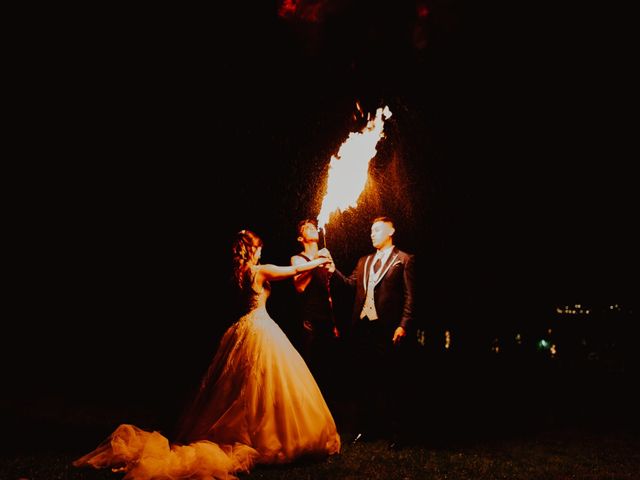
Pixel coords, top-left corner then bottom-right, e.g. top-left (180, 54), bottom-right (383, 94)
top-left (317, 105), bottom-right (392, 230)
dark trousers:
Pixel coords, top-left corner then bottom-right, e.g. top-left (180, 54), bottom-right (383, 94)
top-left (302, 329), bottom-right (339, 398)
top-left (350, 318), bottom-right (408, 438)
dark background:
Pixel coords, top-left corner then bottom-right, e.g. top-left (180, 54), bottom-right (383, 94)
top-left (5, 1), bottom-right (637, 447)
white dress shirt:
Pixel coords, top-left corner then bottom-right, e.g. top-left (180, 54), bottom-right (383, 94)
top-left (360, 246), bottom-right (394, 320)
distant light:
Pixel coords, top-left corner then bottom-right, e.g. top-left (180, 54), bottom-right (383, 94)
top-left (538, 339), bottom-right (550, 350)
top-left (444, 330), bottom-right (451, 349)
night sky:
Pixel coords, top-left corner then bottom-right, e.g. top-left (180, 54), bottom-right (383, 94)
top-left (7, 1), bottom-right (636, 426)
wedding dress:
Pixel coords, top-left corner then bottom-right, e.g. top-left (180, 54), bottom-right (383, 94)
top-left (74, 278), bottom-right (340, 479)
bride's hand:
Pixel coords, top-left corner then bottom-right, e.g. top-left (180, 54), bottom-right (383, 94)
top-left (317, 256), bottom-right (335, 273)
top-left (325, 259), bottom-right (335, 273)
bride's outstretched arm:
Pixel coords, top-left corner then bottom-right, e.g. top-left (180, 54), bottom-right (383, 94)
top-left (257, 257), bottom-right (330, 282)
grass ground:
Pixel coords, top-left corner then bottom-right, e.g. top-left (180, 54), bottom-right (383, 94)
top-left (2, 394), bottom-right (639, 480)
top-left (4, 348), bottom-right (638, 479)
top-left (3, 426), bottom-right (639, 480)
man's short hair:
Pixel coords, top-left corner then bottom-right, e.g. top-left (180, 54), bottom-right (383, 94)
top-left (372, 216), bottom-right (394, 227)
top-left (297, 218), bottom-right (318, 237)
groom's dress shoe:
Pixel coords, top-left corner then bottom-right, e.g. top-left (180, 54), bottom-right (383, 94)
top-left (387, 433), bottom-right (407, 450)
top-left (387, 439), bottom-right (402, 450)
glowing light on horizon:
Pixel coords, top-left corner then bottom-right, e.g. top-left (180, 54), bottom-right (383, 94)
top-left (317, 105), bottom-right (392, 230)
top-left (538, 339), bottom-right (550, 350)
top-left (417, 328), bottom-right (426, 346)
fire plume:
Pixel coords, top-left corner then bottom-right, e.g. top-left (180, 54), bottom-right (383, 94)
top-left (317, 105), bottom-right (392, 230)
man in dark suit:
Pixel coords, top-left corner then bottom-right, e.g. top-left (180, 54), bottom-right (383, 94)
top-left (329, 216), bottom-right (415, 448)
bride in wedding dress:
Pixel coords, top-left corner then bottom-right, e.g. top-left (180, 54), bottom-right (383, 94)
top-left (73, 229), bottom-right (341, 479)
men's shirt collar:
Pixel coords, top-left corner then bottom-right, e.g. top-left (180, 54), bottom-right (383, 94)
top-left (375, 245), bottom-right (393, 262)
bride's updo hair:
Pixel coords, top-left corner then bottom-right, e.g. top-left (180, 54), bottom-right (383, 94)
top-left (232, 229), bottom-right (263, 289)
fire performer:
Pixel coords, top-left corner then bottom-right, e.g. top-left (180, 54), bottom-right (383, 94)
top-left (329, 216), bottom-right (415, 449)
top-left (291, 219), bottom-right (340, 408)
